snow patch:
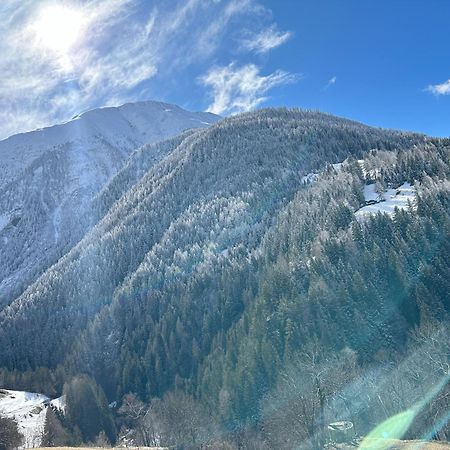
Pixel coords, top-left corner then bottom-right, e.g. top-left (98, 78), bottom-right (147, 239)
top-left (0, 389), bottom-right (65, 448)
top-left (355, 182), bottom-right (416, 220)
top-left (50, 395), bottom-right (66, 413)
top-left (301, 172), bottom-right (319, 184)
top-left (300, 160), bottom-right (345, 185)
top-left (0, 214), bottom-right (9, 231)
top-left (362, 183), bottom-right (382, 203)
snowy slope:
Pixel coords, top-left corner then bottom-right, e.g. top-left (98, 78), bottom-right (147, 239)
top-left (0, 389), bottom-right (65, 448)
top-left (0, 101), bottom-right (218, 191)
top-left (356, 182), bottom-right (416, 220)
top-left (0, 101), bottom-right (219, 307)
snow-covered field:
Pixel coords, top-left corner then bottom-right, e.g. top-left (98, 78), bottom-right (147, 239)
top-left (301, 171), bottom-right (319, 184)
top-left (299, 159), bottom-right (417, 222)
top-left (0, 389), bottom-right (65, 448)
top-left (356, 182), bottom-right (416, 220)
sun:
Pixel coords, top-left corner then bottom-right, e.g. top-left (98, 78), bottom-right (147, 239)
top-left (32, 4), bottom-right (86, 54)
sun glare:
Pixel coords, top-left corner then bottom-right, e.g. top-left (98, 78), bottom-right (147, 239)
top-left (32, 4), bottom-right (85, 54)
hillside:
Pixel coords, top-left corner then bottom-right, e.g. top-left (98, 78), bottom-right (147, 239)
top-left (0, 109), bottom-right (424, 369)
top-left (0, 101), bottom-right (218, 306)
top-left (0, 108), bottom-right (449, 449)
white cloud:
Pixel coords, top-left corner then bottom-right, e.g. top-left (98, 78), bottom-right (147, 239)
top-left (323, 76), bottom-right (337, 90)
top-left (241, 26), bottom-right (292, 53)
top-left (201, 63), bottom-right (297, 115)
top-left (426, 79), bottom-right (450, 96)
top-left (0, 0), bottom-right (155, 138)
top-left (0, 0), bottom-right (292, 139)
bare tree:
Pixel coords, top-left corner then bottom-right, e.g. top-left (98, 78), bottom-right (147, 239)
top-left (408, 321), bottom-right (450, 441)
top-left (118, 393), bottom-right (159, 446)
top-left (151, 391), bottom-right (216, 449)
top-left (0, 415), bottom-right (22, 450)
top-left (93, 431), bottom-right (111, 447)
top-left (261, 342), bottom-right (358, 450)
top-left (119, 391), bottom-right (217, 449)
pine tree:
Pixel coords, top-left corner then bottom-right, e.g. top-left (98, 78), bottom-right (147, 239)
top-left (64, 375), bottom-right (116, 444)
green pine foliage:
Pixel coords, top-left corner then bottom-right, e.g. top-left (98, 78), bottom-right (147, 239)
top-left (0, 109), bottom-right (449, 446)
top-left (64, 375), bottom-right (116, 444)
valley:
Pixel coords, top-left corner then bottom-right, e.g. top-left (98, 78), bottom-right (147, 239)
top-left (0, 105), bottom-right (449, 449)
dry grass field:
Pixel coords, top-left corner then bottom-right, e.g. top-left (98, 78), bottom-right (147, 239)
top-left (337, 439), bottom-right (450, 450)
top-left (35, 448), bottom-right (168, 450)
top-left (35, 442), bottom-right (450, 450)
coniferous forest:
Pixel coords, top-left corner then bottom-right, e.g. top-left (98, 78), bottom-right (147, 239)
top-left (1, 109), bottom-right (449, 449)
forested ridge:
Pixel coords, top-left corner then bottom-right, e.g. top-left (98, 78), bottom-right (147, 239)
top-left (0, 101), bottom-right (218, 308)
top-left (0, 109), bottom-right (449, 449)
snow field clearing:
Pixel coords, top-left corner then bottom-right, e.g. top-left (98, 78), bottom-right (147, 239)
top-left (0, 389), bottom-right (65, 448)
top-left (356, 182), bottom-right (416, 220)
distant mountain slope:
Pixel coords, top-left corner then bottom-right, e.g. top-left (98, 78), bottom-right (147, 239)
top-left (0, 101), bottom-right (219, 306)
top-left (0, 101), bottom-right (217, 191)
top-left (0, 108), bottom-right (425, 375)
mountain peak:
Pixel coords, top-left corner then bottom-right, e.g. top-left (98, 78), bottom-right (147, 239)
top-left (0, 100), bottom-right (220, 306)
top-left (70, 99), bottom-right (219, 124)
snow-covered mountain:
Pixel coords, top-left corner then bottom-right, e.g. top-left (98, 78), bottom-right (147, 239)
top-left (0, 101), bottom-right (219, 306)
top-left (1, 107), bottom-right (448, 447)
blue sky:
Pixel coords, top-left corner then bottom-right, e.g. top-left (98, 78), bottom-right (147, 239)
top-left (1, 0), bottom-right (449, 140)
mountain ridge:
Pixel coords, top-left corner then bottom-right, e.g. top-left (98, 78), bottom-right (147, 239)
top-left (1, 107), bottom-right (449, 448)
top-left (0, 100), bottom-right (220, 307)
top-left (0, 108), bottom-right (427, 369)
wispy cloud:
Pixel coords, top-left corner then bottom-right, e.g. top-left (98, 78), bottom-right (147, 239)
top-left (426, 79), bottom-right (450, 96)
top-left (323, 76), bottom-right (337, 90)
top-left (0, 0), bottom-right (293, 140)
top-left (0, 0), bottom-right (155, 138)
top-left (241, 26), bottom-right (292, 54)
top-left (200, 63), bottom-right (297, 115)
